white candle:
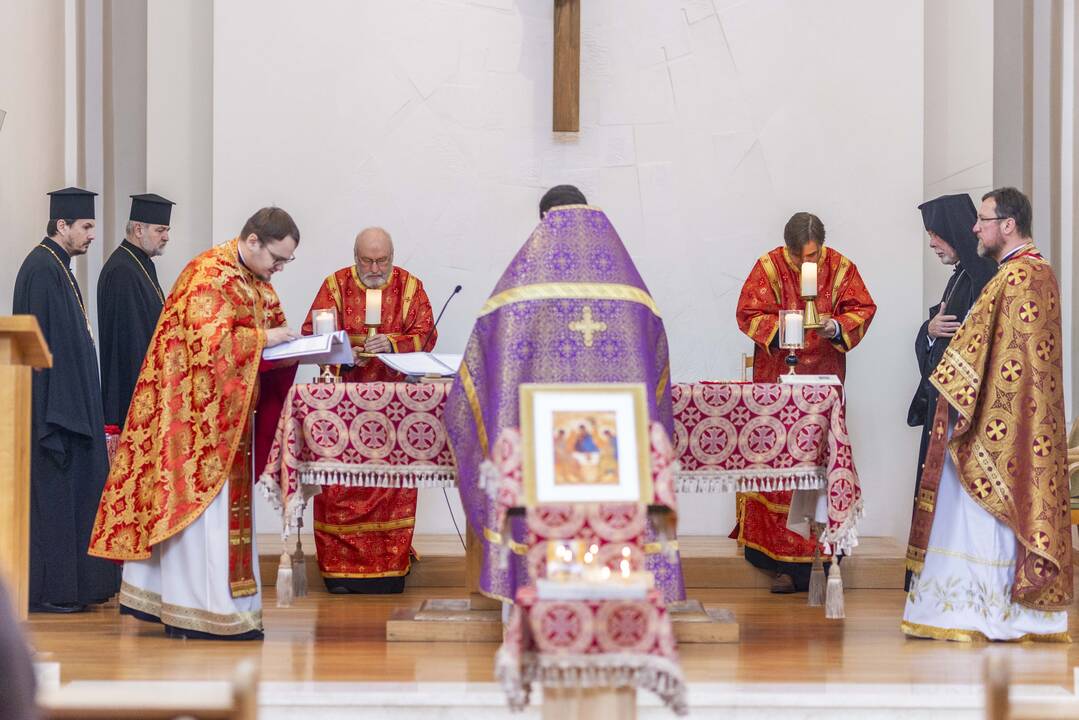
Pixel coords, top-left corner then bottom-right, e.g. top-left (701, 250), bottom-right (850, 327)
top-left (783, 312), bottom-right (803, 347)
top-left (313, 309), bottom-right (335, 335)
top-left (620, 558), bottom-right (630, 578)
top-left (800, 262), bottom-right (817, 296)
top-left (365, 288), bottom-right (382, 325)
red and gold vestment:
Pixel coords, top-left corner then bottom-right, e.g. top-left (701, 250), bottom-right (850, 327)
top-left (302, 265), bottom-right (435, 589)
top-left (733, 245), bottom-right (876, 564)
top-left (89, 238), bottom-right (295, 597)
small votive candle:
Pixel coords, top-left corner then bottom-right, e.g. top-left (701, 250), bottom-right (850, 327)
top-left (620, 558), bottom-right (631, 578)
top-left (365, 288), bottom-right (382, 325)
top-left (312, 309), bottom-right (336, 335)
top-left (800, 262), bottom-right (817, 296)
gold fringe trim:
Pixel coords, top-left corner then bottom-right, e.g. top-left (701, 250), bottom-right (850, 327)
top-left (742, 539), bottom-right (815, 564)
top-left (901, 620), bottom-right (1070, 644)
top-left (314, 517), bottom-right (416, 534)
top-left (321, 567), bottom-right (410, 579)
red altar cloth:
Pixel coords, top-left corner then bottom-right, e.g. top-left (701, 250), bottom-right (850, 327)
top-left (496, 586), bottom-right (688, 716)
top-left (259, 381), bottom-right (862, 554)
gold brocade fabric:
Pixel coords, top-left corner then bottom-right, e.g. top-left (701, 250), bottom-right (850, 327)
top-left (89, 238), bottom-right (285, 560)
top-left (919, 249), bottom-right (1071, 610)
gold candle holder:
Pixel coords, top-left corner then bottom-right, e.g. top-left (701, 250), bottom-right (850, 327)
top-left (802, 294), bottom-right (824, 330)
top-left (355, 323), bottom-right (380, 359)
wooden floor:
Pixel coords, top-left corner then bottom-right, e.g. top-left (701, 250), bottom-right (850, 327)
top-left (28, 581), bottom-right (1079, 691)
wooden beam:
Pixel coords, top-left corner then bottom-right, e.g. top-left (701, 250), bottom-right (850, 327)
top-left (553, 0), bottom-right (580, 132)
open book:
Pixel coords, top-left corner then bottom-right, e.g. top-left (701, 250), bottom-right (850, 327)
top-left (261, 330), bottom-right (353, 365)
top-left (378, 352), bottom-right (462, 378)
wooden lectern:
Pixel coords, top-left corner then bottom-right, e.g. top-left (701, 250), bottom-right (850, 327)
top-left (0, 316), bottom-right (52, 619)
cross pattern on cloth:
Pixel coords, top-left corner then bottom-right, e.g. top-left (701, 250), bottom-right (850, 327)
top-left (259, 381), bottom-right (862, 554)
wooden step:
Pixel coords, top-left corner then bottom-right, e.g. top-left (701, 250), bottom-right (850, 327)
top-left (257, 534), bottom-right (907, 592)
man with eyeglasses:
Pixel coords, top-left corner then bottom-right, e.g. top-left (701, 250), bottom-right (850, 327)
top-left (903, 187), bottom-right (1071, 641)
top-left (90, 206), bottom-right (302, 639)
top-left (301, 225), bottom-right (435, 594)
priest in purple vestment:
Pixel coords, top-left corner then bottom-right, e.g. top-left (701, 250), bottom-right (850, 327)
top-left (445, 186), bottom-right (685, 603)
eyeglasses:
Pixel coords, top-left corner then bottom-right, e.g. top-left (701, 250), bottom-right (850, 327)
top-left (977, 216), bottom-right (1007, 223)
top-left (266, 246), bottom-right (296, 266)
top-left (358, 256), bottom-right (391, 268)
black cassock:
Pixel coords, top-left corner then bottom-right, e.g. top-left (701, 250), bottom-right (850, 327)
top-left (98, 239), bottom-right (164, 427)
top-left (905, 195), bottom-right (998, 589)
top-left (13, 238), bottom-right (120, 606)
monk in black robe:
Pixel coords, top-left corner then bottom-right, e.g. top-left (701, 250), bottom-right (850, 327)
top-left (12, 187), bottom-right (120, 612)
top-left (98, 193), bottom-right (173, 428)
top-left (905, 193), bottom-right (997, 589)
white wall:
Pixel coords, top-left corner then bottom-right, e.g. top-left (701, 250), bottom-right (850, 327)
top-left (147, 0), bottom-right (214, 292)
top-left (210, 0), bottom-right (927, 542)
top-left (0, 0), bottom-right (68, 314)
top-left (923, 0), bottom-right (994, 311)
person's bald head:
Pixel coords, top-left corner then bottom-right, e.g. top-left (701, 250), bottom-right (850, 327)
top-left (354, 226), bottom-right (395, 288)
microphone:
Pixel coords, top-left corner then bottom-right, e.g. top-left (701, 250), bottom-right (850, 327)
top-left (421, 284), bottom-right (461, 351)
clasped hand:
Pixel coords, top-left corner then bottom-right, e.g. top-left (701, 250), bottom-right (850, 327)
top-left (357, 333), bottom-right (391, 355)
top-left (928, 309), bottom-right (960, 339)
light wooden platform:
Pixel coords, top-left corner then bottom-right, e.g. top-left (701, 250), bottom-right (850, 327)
top-left (26, 583), bottom-right (1079, 689)
top-left (258, 534), bottom-right (907, 592)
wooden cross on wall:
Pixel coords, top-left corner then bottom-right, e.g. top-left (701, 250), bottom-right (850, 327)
top-left (553, 0), bottom-right (580, 132)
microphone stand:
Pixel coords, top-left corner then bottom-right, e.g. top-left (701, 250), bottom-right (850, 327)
top-left (406, 284), bottom-right (462, 383)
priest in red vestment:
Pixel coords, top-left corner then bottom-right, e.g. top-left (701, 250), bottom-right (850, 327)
top-left (733, 212), bottom-right (876, 593)
top-left (301, 226), bottom-right (436, 593)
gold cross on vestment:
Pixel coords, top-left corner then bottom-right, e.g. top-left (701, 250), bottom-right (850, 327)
top-left (569, 306), bottom-right (607, 347)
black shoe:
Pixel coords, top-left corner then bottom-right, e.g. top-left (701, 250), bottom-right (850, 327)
top-left (324, 576), bottom-right (406, 594)
top-left (769, 573), bottom-right (797, 594)
top-left (31, 602), bottom-right (86, 614)
top-left (164, 624), bottom-right (264, 641)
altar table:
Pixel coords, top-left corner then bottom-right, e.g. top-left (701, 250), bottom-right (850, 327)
top-left (259, 381), bottom-right (861, 554)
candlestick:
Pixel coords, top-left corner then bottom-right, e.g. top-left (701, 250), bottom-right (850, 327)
top-left (800, 262), bottom-right (817, 296)
top-left (364, 288), bottom-right (382, 326)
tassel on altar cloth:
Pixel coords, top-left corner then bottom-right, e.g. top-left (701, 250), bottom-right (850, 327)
top-left (291, 520), bottom-right (307, 599)
top-left (825, 561), bottom-right (845, 619)
top-left (808, 551), bottom-right (825, 607)
top-left (276, 550), bottom-right (293, 608)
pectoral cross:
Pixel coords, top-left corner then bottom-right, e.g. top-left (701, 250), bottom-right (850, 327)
top-left (553, 0), bottom-right (580, 132)
top-left (569, 305), bottom-right (606, 347)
